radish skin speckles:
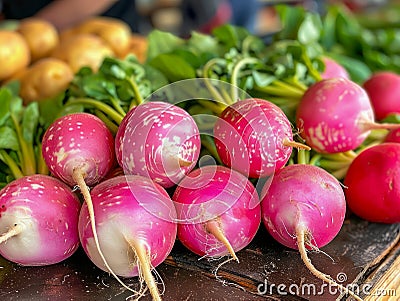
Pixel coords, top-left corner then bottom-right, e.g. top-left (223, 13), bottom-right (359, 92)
top-left (116, 101), bottom-right (201, 188)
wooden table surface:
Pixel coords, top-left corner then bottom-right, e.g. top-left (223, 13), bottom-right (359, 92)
top-left (0, 216), bottom-right (399, 301)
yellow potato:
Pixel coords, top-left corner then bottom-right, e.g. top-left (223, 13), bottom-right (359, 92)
top-left (51, 34), bottom-right (114, 73)
top-left (119, 34), bottom-right (148, 63)
top-left (17, 18), bottom-right (59, 62)
top-left (0, 30), bottom-right (30, 81)
top-left (74, 17), bottom-right (131, 57)
top-left (19, 57), bottom-right (73, 103)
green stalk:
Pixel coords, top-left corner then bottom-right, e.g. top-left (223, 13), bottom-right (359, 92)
top-left (127, 77), bottom-right (144, 107)
top-left (270, 80), bottom-right (306, 97)
top-left (302, 53), bottom-right (322, 82)
top-left (202, 58), bottom-right (229, 104)
top-left (230, 57), bottom-right (259, 102)
top-left (309, 154), bottom-right (322, 166)
top-left (94, 109), bottom-right (119, 135)
top-left (201, 135), bottom-right (222, 165)
top-left (198, 99), bottom-right (226, 116)
top-left (297, 149), bottom-right (309, 164)
top-left (0, 150), bottom-right (24, 179)
top-left (66, 97), bottom-right (124, 125)
top-left (110, 97), bottom-right (127, 117)
top-left (254, 82), bottom-right (304, 98)
top-left (11, 115), bottom-right (36, 175)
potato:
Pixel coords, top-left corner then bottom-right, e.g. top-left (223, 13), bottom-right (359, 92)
top-left (0, 30), bottom-right (30, 81)
top-left (51, 34), bottom-right (114, 73)
top-left (73, 17), bottom-right (131, 57)
top-left (17, 18), bottom-right (59, 62)
top-left (119, 34), bottom-right (148, 63)
top-left (19, 57), bottom-right (73, 103)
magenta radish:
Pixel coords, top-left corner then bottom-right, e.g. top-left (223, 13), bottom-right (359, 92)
top-left (385, 128), bottom-right (400, 143)
top-left (261, 164), bottom-right (361, 300)
top-left (344, 143), bottom-right (400, 223)
top-left (363, 71), bottom-right (400, 121)
top-left (42, 113), bottom-right (120, 293)
top-left (172, 165), bottom-right (260, 261)
top-left (79, 175), bottom-right (177, 301)
top-left (214, 98), bottom-right (309, 179)
top-left (116, 101), bottom-right (201, 188)
top-left (296, 77), bottom-right (400, 153)
top-left (42, 112), bottom-right (116, 187)
top-left (320, 57), bottom-right (349, 80)
top-left (0, 174), bottom-right (80, 266)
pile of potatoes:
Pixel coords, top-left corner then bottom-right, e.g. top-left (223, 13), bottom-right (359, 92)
top-left (0, 17), bottom-right (147, 103)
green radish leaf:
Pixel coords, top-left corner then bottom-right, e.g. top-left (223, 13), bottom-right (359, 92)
top-left (297, 13), bottom-right (322, 44)
top-left (0, 126), bottom-right (19, 150)
top-left (149, 53), bottom-right (196, 82)
top-left (0, 88), bottom-right (12, 126)
top-left (147, 30), bottom-right (185, 61)
top-left (22, 102), bottom-right (39, 143)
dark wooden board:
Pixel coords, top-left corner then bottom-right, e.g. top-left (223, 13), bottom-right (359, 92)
top-left (0, 216), bottom-right (399, 301)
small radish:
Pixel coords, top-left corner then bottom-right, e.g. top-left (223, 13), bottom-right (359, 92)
top-left (42, 112), bottom-right (115, 187)
top-left (321, 57), bottom-right (349, 80)
top-left (214, 98), bottom-right (309, 179)
top-left (261, 164), bottom-right (361, 300)
top-left (79, 175), bottom-right (177, 301)
top-left (42, 113), bottom-right (122, 292)
top-left (296, 77), bottom-right (400, 153)
top-left (0, 174), bottom-right (80, 266)
top-left (117, 101), bottom-right (201, 188)
top-left (344, 143), bottom-right (400, 223)
top-left (172, 165), bottom-right (260, 261)
top-left (363, 71), bottom-right (400, 121)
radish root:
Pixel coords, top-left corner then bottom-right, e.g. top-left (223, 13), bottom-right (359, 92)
top-left (72, 168), bottom-right (141, 297)
top-left (0, 223), bottom-right (23, 244)
top-left (126, 238), bottom-right (162, 301)
top-left (282, 138), bottom-right (311, 150)
top-left (296, 228), bottom-right (363, 301)
top-left (205, 219), bottom-right (239, 263)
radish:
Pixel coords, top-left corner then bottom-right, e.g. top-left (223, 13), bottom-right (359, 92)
top-left (117, 101), bottom-right (201, 188)
top-left (385, 128), bottom-right (400, 143)
top-left (296, 77), bottom-right (400, 153)
top-left (0, 174), bottom-right (80, 266)
top-left (42, 112), bottom-right (116, 187)
top-left (321, 57), bottom-right (349, 80)
top-left (79, 175), bottom-right (177, 301)
top-left (172, 165), bottom-right (260, 262)
top-left (261, 164), bottom-right (361, 301)
top-left (214, 98), bottom-right (309, 179)
top-left (363, 71), bottom-right (400, 121)
top-left (42, 113), bottom-right (124, 293)
top-left (344, 143), bottom-right (400, 223)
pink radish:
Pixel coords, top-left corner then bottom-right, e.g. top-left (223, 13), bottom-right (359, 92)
top-left (214, 98), bottom-right (309, 179)
top-left (79, 175), bottom-right (177, 301)
top-left (0, 174), bottom-right (80, 266)
top-left (321, 57), bottom-right (349, 80)
top-left (344, 143), bottom-right (400, 223)
top-left (172, 165), bottom-right (260, 261)
top-left (42, 113), bottom-right (124, 293)
top-left (363, 71), bottom-right (400, 121)
top-left (261, 164), bottom-right (361, 300)
top-left (296, 77), bottom-right (400, 153)
top-left (42, 112), bottom-right (116, 187)
top-left (117, 101), bottom-right (201, 188)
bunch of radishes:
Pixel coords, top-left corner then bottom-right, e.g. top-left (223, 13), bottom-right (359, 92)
top-left (1, 65), bottom-right (400, 301)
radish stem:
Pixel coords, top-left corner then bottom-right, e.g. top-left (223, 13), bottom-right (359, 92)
top-left (296, 228), bottom-right (362, 301)
top-left (0, 223), bottom-right (23, 244)
top-left (205, 219), bottom-right (239, 263)
top-left (72, 168), bottom-right (140, 296)
top-left (127, 238), bottom-right (162, 301)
